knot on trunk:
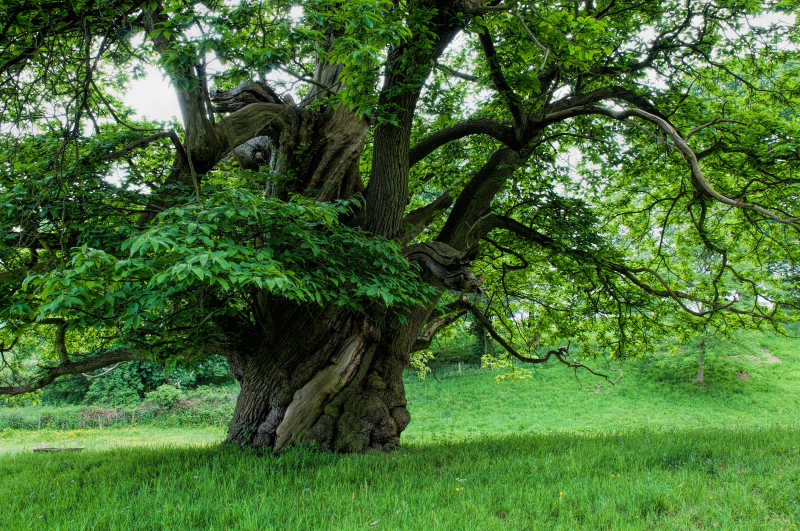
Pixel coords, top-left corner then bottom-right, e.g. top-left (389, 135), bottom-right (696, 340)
top-left (404, 241), bottom-right (482, 291)
top-left (212, 80), bottom-right (286, 113)
top-left (232, 136), bottom-right (272, 171)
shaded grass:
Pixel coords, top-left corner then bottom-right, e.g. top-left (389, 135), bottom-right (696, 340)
top-left (1, 428), bottom-right (798, 530)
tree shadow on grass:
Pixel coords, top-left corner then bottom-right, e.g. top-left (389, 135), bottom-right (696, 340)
top-left (2, 427), bottom-right (798, 529)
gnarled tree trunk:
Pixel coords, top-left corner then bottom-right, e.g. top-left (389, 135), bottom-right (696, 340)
top-left (224, 304), bottom-right (432, 453)
top-left (193, 4), bottom-right (468, 453)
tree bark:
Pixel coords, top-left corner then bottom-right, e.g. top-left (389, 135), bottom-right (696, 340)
top-left (696, 339), bottom-right (705, 385)
top-left (224, 304), bottom-right (431, 453)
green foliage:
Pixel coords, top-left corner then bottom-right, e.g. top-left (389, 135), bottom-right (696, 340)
top-left (39, 375), bottom-right (90, 405)
top-left (1, 0), bottom-right (800, 424)
top-left (83, 362), bottom-right (166, 406)
top-left (408, 349), bottom-right (434, 380)
top-left (5, 184), bottom-right (434, 373)
top-left (39, 356), bottom-right (233, 406)
top-left (641, 338), bottom-right (762, 390)
top-left (144, 384), bottom-right (183, 409)
top-left (0, 384), bottom-right (238, 430)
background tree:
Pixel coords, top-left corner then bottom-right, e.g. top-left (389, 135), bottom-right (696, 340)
top-left (1, 0), bottom-right (799, 453)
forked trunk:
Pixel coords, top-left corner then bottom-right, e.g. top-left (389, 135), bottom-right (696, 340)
top-left (213, 87), bottom-right (445, 453)
top-left (225, 305), bottom-right (430, 453)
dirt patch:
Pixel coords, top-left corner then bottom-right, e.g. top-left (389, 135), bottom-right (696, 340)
top-left (737, 371), bottom-right (751, 380)
top-left (765, 355), bottom-right (782, 364)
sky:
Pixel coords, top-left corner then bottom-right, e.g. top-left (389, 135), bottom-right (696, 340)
top-left (127, 65), bottom-right (181, 124)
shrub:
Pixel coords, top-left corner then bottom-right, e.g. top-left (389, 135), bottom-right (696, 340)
top-left (83, 361), bottom-right (167, 406)
top-left (145, 384), bottom-right (184, 409)
top-left (40, 356), bottom-right (234, 406)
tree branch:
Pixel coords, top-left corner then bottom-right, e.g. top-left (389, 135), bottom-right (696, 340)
top-left (399, 191), bottom-right (453, 245)
top-left (412, 310), bottom-right (466, 352)
top-left (476, 27), bottom-right (524, 132)
top-left (0, 349), bottom-right (144, 396)
top-left (102, 131), bottom-right (173, 161)
top-left (485, 213), bottom-right (781, 321)
top-left (456, 298), bottom-right (621, 384)
top-left (409, 118), bottom-right (516, 166)
top-left (435, 62), bottom-right (478, 82)
top-left (602, 107), bottom-right (800, 228)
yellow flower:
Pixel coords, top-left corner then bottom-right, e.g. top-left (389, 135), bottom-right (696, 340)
top-left (456, 488), bottom-right (461, 492)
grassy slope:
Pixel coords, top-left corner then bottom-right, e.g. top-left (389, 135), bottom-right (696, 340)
top-left (1, 329), bottom-right (799, 529)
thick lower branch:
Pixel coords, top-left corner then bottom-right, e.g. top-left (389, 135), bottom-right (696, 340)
top-left (412, 310), bottom-right (465, 352)
top-left (404, 241), bottom-right (482, 291)
top-left (399, 191), bottom-right (453, 245)
top-left (0, 349), bottom-right (144, 396)
top-left (409, 119), bottom-right (516, 166)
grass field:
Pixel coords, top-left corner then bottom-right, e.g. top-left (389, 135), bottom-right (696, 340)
top-left (1, 329), bottom-right (799, 529)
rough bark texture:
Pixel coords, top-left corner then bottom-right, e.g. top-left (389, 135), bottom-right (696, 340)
top-left (225, 304), bottom-right (431, 453)
top-left (207, 78), bottom-right (438, 453)
top-left (142, 3), bottom-right (478, 453)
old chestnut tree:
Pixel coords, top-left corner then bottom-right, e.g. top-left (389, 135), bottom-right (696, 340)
top-left (1, 0), bottom-right (799, 452)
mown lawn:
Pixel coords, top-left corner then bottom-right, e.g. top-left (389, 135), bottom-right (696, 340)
top-left (1, 328), bottom-right (799, 529)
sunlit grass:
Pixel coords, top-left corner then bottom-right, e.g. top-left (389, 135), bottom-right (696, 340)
top-left (0, 425), bottom-right (224, 454)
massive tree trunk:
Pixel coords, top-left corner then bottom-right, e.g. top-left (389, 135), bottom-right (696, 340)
top-left (180, 4), bottom-right (467, 453)
top-left (224, 304), bottom-right (432, 453)
top-left (208, 92), bottom-right (433, 453)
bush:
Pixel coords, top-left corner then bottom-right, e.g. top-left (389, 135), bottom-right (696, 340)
top-left (83, 361), bottom-right (167, 406)
top-left (145, 384), bottom-right (184, 409)
top-left (39, 355), bottom-right (234, 406)
top-left (39, 374), bottom-right (90, 405)
top-left (0, 384), bottom-right (240, 430)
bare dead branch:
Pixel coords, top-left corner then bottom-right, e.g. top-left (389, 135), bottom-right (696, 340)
top-left (82, 362), bottom-right (122, 380)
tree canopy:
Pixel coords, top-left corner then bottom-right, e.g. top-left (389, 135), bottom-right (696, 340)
top-left (1, 0), bottom-right (799, 451)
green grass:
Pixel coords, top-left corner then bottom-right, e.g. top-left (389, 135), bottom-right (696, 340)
top-left (1, 429), bottom-right (798, 529)
top-left (1, 328), bottom-right (799, 529)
